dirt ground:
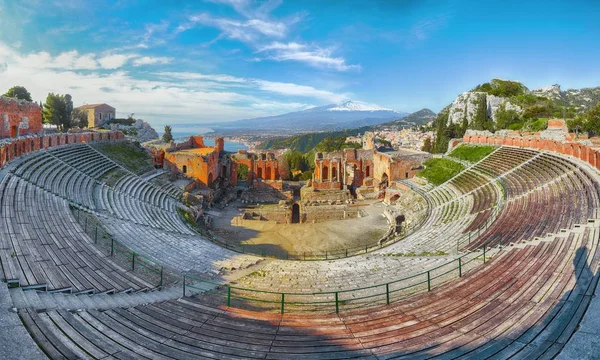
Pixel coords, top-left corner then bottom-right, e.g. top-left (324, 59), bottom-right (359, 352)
top-left (209, 200), bottom-right (390, 256)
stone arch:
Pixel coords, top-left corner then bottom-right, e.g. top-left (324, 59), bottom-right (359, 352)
top-left (390, 194), bottom-right (401, 203)
top-left (265, 166), bottom-right (272, 180)
top-left (182, 165), bottom-right (187, 174)
top-left (291, 203), bottom-right (300, 224)
top-left (380, 172), bottom-right (389, 189)
top-left (257, 167), bottom-right (263, 179)
top-left (322, 165), bottom-right (329, 180)
top-left (365, 165), bottom-right (370, 177)
top-left (332, 166), bottom-right (337, 181)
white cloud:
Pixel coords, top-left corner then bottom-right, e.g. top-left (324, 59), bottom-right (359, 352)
top-left (132, 56), bottom-right (172, 66)
top-left (256, 42), bottom-right (360, 72)
top-left (253, 79), bottom-right (349, 103)
top-left (98, 54), bottom-right (136, 69)
top-left (0, 42), bottom-right (350, 126)
top-left (53, 50), bottom-right (98, 69)
top-left (155, 71), bottom-right (349, 102)
top-left (181, 13), bottom-right (287, 43)
top-left (155, 71), bottom-right (248, 83)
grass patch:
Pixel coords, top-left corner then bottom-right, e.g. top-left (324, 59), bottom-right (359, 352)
top-left (448, 144), bottom-right (496, 163)
top-left (92, 141), bottom-right (152, 173)
top-left (416, 158), bottom-right (465, 186)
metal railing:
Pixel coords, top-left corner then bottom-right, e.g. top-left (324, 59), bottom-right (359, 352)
top-left (183, 245), bottom-right (500, 314)
top-left (72, 207), bottom-right (173, 289)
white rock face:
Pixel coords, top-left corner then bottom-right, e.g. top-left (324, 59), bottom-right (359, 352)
top-left (447, 92), bottom-right (522, 126)
top-left (111, 119), bottom-right (159, 143)
top-left (531, 84), bottom-right (561, 101)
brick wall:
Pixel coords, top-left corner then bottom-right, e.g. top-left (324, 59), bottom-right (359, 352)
top-left (462, 133), bottom-right (600, 172)
top-left (0, 97), bottom-right (43, 138)
top-left (0, 131), bottom-right (124, 169)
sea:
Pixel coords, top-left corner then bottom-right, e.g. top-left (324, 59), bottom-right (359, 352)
top-left (158, 125), bottom-right (248, 152)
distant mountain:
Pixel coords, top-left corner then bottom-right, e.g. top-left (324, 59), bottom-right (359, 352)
top-left (216, 101), bottom-right (407, 133)
top-left (374, 108), bottom-right (436, 129)
top-left (258, 108), bottom-right (435, 153)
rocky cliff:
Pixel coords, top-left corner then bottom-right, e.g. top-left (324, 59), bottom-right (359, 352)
top-left (447, 92), bottom-right (522, 125)
top-left (110, 119), bottom-right (159, 143)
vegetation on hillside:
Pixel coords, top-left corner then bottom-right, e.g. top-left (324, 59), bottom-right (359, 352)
top-left (280, 151), bottom-right (313, 181)
top-left (449, 145), bottom-right (496, 163)
top-left (92, 141), bottom-right (152, 173)
top-left (472, 79), bottom-right (529, 97)
top-left (260, 126), bottom-right (370, 153)
top-left (416, 158), bottom-right (465, 186)
top-left (430, 79), bottom-right (596, 153)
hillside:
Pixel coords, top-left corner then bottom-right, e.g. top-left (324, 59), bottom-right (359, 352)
top-left (259, 126), bottom-right (371, 153)
top-left (432, 79), bottom-right (600, 153)
top-left (258, 108), bottom-right (434, 153)
top-left (374, 108), bottom-right (436, 129)
top-left (216, 101), bottom-right (407, 133)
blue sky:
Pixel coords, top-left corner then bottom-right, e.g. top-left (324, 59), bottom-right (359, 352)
top-left (0, 0), bottom-right (599, 129)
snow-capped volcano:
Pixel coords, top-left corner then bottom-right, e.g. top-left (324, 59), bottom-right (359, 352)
top-left (218, 100), bottom-right (407, 133)
top-left (327, 100), bottom-right (396, 112)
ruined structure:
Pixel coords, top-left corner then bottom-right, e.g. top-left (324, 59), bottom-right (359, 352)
top-left (230, 150), bottom-right (282, 190)
top-left (153, 136), bottom-right (235, 189)
top-left (312, 147), bottom-right (430, 195)
top-left (0, 96), bottom-right (43, 138)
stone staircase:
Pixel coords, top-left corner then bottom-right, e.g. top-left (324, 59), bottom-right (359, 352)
top-left (8, 283), bottom-right (216, 311)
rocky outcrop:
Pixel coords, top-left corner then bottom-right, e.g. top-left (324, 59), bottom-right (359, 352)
top-left (447, 92), bottom-right (522, 126)
top-left (531, 84), bottom-right (562, 101)
top-left (110, 119), bottom-right (158, 143)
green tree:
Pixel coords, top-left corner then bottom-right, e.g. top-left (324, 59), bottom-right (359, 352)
top-left (584, 104), bottom-right (600, 136)
top-left (63, 94), bottom-right (73, 130)
top-left (3, 86), bottom-right (32, 101)
top-left (495, 103), bottom-right (522, 130)
top-left (42, 93), bottom-right (69, 131)
top-left (71, 108), bottom-right (89, 128)
top-left (421, 136), bottom-right (432, 153)
top-left (237, 163), bottom-right (249, 180)
top-left (471, 94), bottom-right (493, 131)
top-left (566, 116), bottom-right (585, 134)
top-left (163, 125), bottom-right (173, 143)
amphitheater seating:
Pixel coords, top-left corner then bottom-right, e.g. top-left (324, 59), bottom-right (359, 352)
top-left (19, 222), bottom-right (599, 359)
top-left (2, 141), bottom-right (600, 359)
top-left (0, 175), bottom-right (154, 292)
top-left (100, 217), bottom-right (262, 276)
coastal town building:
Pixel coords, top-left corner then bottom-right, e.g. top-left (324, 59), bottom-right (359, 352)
top-left (77, 103), bottom-right (116, 128)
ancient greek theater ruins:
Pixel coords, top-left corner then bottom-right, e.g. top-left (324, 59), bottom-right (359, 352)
top-left (2, 121), bottom-right (600, 359)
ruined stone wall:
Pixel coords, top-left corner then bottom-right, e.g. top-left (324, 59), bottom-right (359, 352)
top-left (302, 205), bottom-right (361, 223)
top-left (0, 97), bottom-right (43, 138)
top-left (300, 187), bottom-right (353, 202)
top-left (231, 151), bottom-right (279, 186)
top-left (235, 203), bottom-right (361, 224)
top-left (163, 150), bottom-right (220, 188)
top-left (373, 153), bottom-right (426, 183)
top-left (0, 131), bottom-right (124, 169)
